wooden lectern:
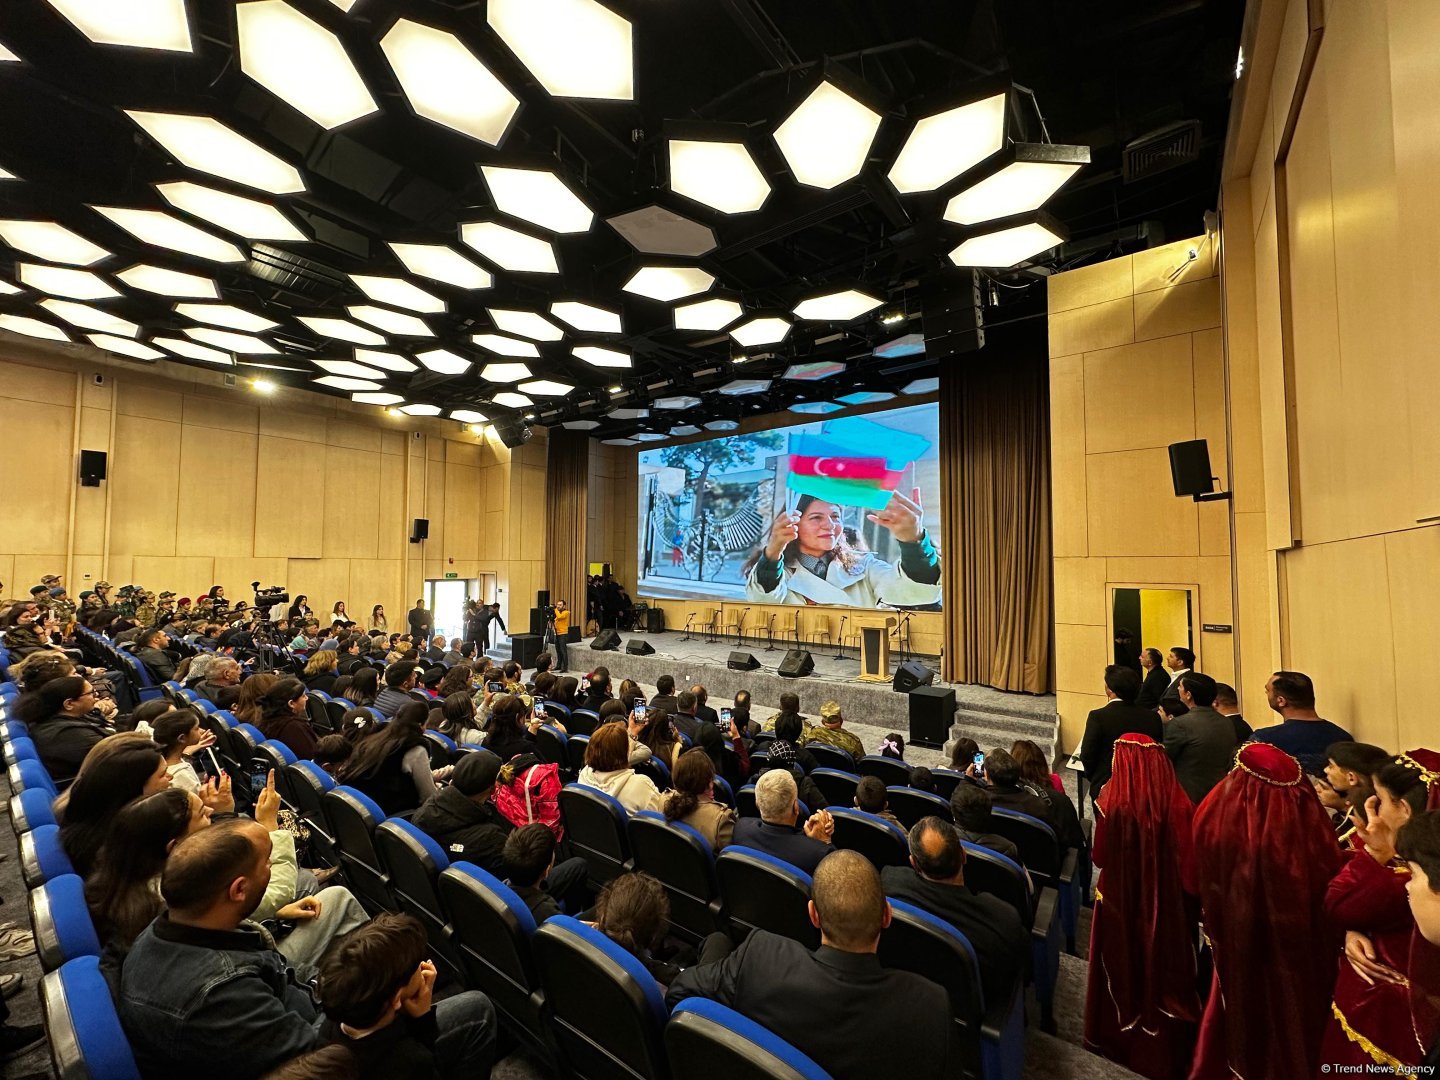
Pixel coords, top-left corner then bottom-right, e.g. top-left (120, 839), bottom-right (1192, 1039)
top-left (855, 613), bottom-right (897, 683)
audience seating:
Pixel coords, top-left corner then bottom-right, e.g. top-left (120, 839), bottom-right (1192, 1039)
top-left (665, 998), bottom-right (833, 1080)
top-left (857, 754), bottom-right (913, 787)
top-left (803, 743), bottom-right (854, 773)
top-left (735, 784), bottom-right (758, 818)
top-left (828, 807), bottom-right (910, 869)
top-left (321, 786), bottom-right (396, 914)
top-left (306, 693), bottom-right (332, 734)
top-left (276, 760), bottom-right (339, 867)
top-left (634, 755), bottom-right (671, 789)
top-left (928, 768), bottom-right (966, 799)
top-left (4, 735), bottom-right (38, 768)
top-left (560, 784), bottom-right (634, 885)
top-left (40, 955), bottom-right (142, 1080)
top-left (541, 701), bottom-right (572, 725)
top-left (12, 758), bottom-right (58, 801)
top-left (324, 698), bottom-right (349, 730)
top-left (962, 843), bottom-right (1062, 1034)
top-left (11, 786), bottom-right (58, 833)
top-left (808, 768), bottom-right (859, 807)
top-left (374, 818), bottom-right (464, 986)
top-left (989, 808), bottom-right (1080, 953)
top-left (566, 733), bottom-right (590, 776)
top-left (30, 874), bottom-right (101, 972)
top-left (627, 812), bottom-right (723, 944)
top-left (533, 914), bottom-right (670, 1080)
top-left (424, 729), bottom-right (458, 769)
top-left (568, 708), bottom-right (601, 737)
top-left (886, 786), bottom-right (953, 830)
top-left (20, 823), bottom-right (75, 889)
top-left (715, 847), bottom-right (818, 949)
top-left (711, 776), bottom-right (735, 808)
top-left (536, 724), bottom-right (568, 767)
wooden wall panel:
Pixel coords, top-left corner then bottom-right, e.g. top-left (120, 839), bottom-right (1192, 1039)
top-left (1384, 526), bottom-right (1440, 751)
top-left (1048, 297), bottom-right (1134, 358)
top-left (443, 461), bottom-right (481, 561)
top-left (1048, 354), bottom-right (1088, 558)
top-left (176, 426), bottom-right (257, 558)
top-left (131, 556), bottom-right (215, 596)
top-left (1082, 335), bottom-right (1193, 454)
top-left (0, 397), bottom-right (74, 555)
top-left (1133, 277), bottom-right (1223, 341)
top-left (1252, 195), bottom-right (1293, 550)
top-left (1047, 255), bottom-right (1133, 313)
top-left (255, 436), bottom-right (320, 557)
top-left (109, 415), bottom-right (181, 557)
top-left (1086, 450), bottom-right (1199, 557)
top-left (322, 445), bottom-right (382, 560)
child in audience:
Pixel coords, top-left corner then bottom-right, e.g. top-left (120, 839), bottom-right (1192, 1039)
top-left (878, 732), bottom-right (906, 760)
top-left (854, 775), bottom-right (904, 830)
top-left (909, 766), bottom-right (937, 794)
top-left (591, 872), bottom-right (686, 989)
top-left (154, 708), bottom-right (214, 793)
top-left (313, 735), bottom-right (353, 776)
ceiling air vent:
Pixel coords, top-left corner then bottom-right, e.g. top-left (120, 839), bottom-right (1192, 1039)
top-left (1122, 120), bottom-right (1201, 183)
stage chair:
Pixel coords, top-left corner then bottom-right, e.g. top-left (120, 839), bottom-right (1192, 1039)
top-left (374, 819), bottom-right (464, 986)
top-left (559, 784), bottom-right (634, 886)
top-left (724, 607), bottom-right (747, 645)
top-left (665, 998), bottom-right (833, 1080)
top-left (627, 811), bottom-right (723, 944)
top-left (886, 787), bottom-right (954, 830)
top-left (808, 768), bottom-right (860, 808)
top-left (962, 844), bottom-right (1062, 1034)
top-left (321, 786), bottom-right (396, 915)
top-left (716, 847), bottom-right (818, 948)
top-left (31, 874), bottom-right (101, 972)
top-left (857, 754), bottom-right (913, 787)
top-left (828, 808), bottom-right (910, 869)
top-left (40, 955), bottom-right (142, 1080)
top-left (989, 808), bottom-right (1080, 953)
top-left (801, 611), bottom-right (834, 652)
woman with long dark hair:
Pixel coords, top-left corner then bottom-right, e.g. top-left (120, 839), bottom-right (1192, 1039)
top-left (337, 701), bottom-right (437, 815)
top-left (481, 693), bottom-right (540, 763)
top-left (342, 666), bottom-right (379, 707)
top-left (60, 735), bottom-right (171, 878)
top-left (287, 595), bottom-right (312, 624)
top-left (154, 708), bottom-right (213, 794)
top-left (369, 604), bottom-right (387, 631)
top-left (663, 748), bottom-right (736, 851)
top-left (255, 677), bottom-right (316, 758)
top-left (18, 674), bottom-right (112, 784)
top-left (433, 691), bottom-right (485, 748)
top-left (637, 708), bottom-right (681, 771)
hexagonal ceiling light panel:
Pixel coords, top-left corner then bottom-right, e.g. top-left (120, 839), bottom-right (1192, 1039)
top-left (124, 111), bottom-right (305, 194)
top-left (608, 407), bottom-right (649, 420)
top-left (902, 377), bottom-right (940, 395)
top-left (668, 139), bottom-right (771, 215)
top-left (471, 333), bottom-right (539, 358)
top-left (115, 263), bottom-right (218, 298)
top-left (792, 289), bottom-right (883, 322)
top-left (236, 1), bottom-right (377, 130)
top-left (836, 391), bottom-right (895, 405)
top-left (184, 326), bottom-right (276, 353)
top-left (492, 391), bottom-right (533, 409)
top-left (673, 297), bottom-right (742, 332)
top-left (347, 305), bottom-right (433, 337)
top-left (783, 360), bottom-right (846, 380)
top-left (17, 263), bottom-right (119, 300)
top-left (460, 221), bottom-right (559, 274)
top-left (773, 81), bottom-right (882, 190)
top-left (298, 316), bottom-right (386, 346)
top-left (156, 181), bottom-right (305, 242)
top-left (788, 401), bottom-right (844, 414)
top-left (88, 334), bottom-right (164, 361)
top-left (573, 345), bottom-right (632, 369)
top-left (718, 379), bottom-right (772, 396)
top-left (92, 206), bottom-right (246, 262)
top-left (488, 0), bottom-right (633, 100)
top-left (652, 395), bottom-right (702, 410)
top-left (519, 379), bottom-right (575, 396)
top-left (39, 299), bottom-right (138, 336)
top-left (563, 419), bottom-right (600, 430)
top-left (488, 308), bottom-right (563, 342)
top-left (551, 301), bottom-right (622, 335)
top-left (480, 362), bottom-right (532, 383)
top-left (380, 19), bottom-right (519, 147)
top-left (152, 336), bottom-right (232, 364)
top-left (887, 92), bottom-right (1007, 195)
top-left (388, 243), bottom-right (492, 290)
top-left (481, 165), bottom-right (593, 234)
top-left (43, 0), bottom-right (191, 51)
top-left (0, 314), bottom-right (71, 342)
top-left (729, 316), bottom-right (791, 347)
top-left (605, 205), bottom-right (717, 257)
top-left (350, 274), bottom-right (445, 314)
top-left (0, 219), bottom-right (110, 266)
top-left (622, 265), bottom-right (714, 303)
top-left (415, 349), bottom-right (471, 375)
top-left (174, 302), bottom-right (277, 331)
top-left (315, 359), bottom-right (388, 380)
top-left (355, 348), bottom-right (418, 373)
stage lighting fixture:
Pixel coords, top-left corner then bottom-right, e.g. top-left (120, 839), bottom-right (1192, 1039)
top-left (237, 1), bottom-right (376, 129)
top-left (400, 403), bottom-right (442, 416)
top-left (0, 314), bottom-right (70, 341)
top-left (792, 289), bottom-right (882, 322)
top-left (488, 308), bottom-right (564, 342)
top-left (789, 401), bottom-right (843, 414)
top-left (471, 333), bottom-right (539, 358)
top-left (152, 336), bottom-right (231, 364)
top-left (493, 391), bottom-right (533, 409)
top-left (573, 345), bottom-right (632, 369)
top-left (346, 305), bottom-right (433, 337)
top-left (481, 362), bottom-right (532, 383)
top-left (115, 263), bottom-right (218, 298)
top-left (673, 297), bottom-right (742, 331)
top-left (86, 334), bottom-right (161, 360)
top-left (948, 216), bottom-right (1065, 268)
top-left (623, 265), bottom-right (714, 303)
top-left (387, 243), bottom-right (492, 290)
top-left (298, 316), bottom-right (385, 345)
top-left (355, 348), bottom-right (418, 373)
top-left (174, 303), bottom-right (276, 332)
top-left (942, 143), bottom-right (1088, 225)
top-left (184, 327), bottom-right (276, 353)
top-left (350, 274), bottom-right (444, 314)
top-left (44, 0), bottom-right (191, 52)
top-left (668, 138), bottom-right (771, 214)
top-left (416, 349), bottom-right (471, 375)
top-left (902, 377), bottom-right (940, 394)
top-left (653, 395), bottom-right (702, 409)
top-left (0, 220), bottom-right (110, 266)
top-left (551, 300), bottom-right (622, 334)
top-left (730, 316), bottom-right (791, 347)
top-left (250, 379), bottom-right (277, 394)
top-left (125, 111), bottom-right (305, 194)
top-left (879, 308), bottom-right (906, 325)
top-left (837, 391), bottom-right (894, 405)
top-left (488, 0), bottom-right (633, 100)
top-left (18, 263), bottom-right (119, 300)
top-left (608, 407), bottom-right (649, 419)
top-left (606, 205), bottom-right (717, 257)
top-left (450, 409), bottom-right (488, 423)
top-left (783, 360), bottom-right (846, 380)
top-left (314, 375), bottom-right (381, 391)
top-left (519, 379), bottom-right (575, 396)
top-left (774, 81), bottom-right (882, 189)
top-left (381, 19), bottom-right (519, 147)
top-left (563, 419), bottom-right (600, 431)
top-left (92, 206), bottom-right (245, 262)
top-left (704, 420), bottom-right (739, 431)
top-left (481, 166), bottom-right (593, 234)
top-left (887, 91), bottom-right (1007, 194)
top-left (461, 221), bottom-right (559, 274)
top-left (154, 181), bottom-right (303, 242)
top-left (718, 378), bottom-right (772, 396)
top-left (353, 391), bottom-right (405, 405)
top-left (39, 299), bottom-right (137, 336)
top-left (315, 359), bottom-right (387, 379)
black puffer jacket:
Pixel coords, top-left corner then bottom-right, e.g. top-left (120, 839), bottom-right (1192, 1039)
top-left (410, 786), bottom-right (513, 875)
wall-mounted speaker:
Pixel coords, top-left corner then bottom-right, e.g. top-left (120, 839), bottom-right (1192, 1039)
top-left (727, 651), bottom-right (760, 671)
top-left (410, 517), bottom-right (429, 543)
top-left (1168, 440), bottom-right (1215, 498)
top-left (626, 639), bottom-right (655, 655)
top-left (778, 649), bottom-right (815, 679)
top-left (590, 629), bottom-right (621, 651)
top-left (78, 449), bottom-right (107, 487)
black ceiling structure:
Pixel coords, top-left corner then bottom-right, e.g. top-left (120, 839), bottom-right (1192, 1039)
top-left (0, 0), bottom-right (1244, 443)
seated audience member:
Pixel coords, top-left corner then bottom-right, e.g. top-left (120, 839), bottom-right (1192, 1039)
top-left (1078, 665), bottom-right (1163, 796)
top-left (694, 712), bottom-right (750, 785)
top-left (1135, 647), bottom-right (1170, 709)
top-left (133, 626), bottom-right (177, 682)
top-left (180, 653), bottom-right (214, 689)
top-left (577, 722), bottom-right (664, 813)
top-left (663, 748), bottom-right (738, 851)
top-left (422, 635), bottom-right (446, 662)
top-left (636, 708), bottom-right (682, 770)
top-left (1, 598), bottom-right (53, 656)
top-left (981, 748), bottom-right (1057, 831)
top-left (373, 662), bottom-right (419, 720)
top-left (949, 737), bottom-right (981, 774)
top-left (665, 850), bottom-right (950, 1079)
top-left (155, 709), bottom-right (212, 793)
top-left (950, 781), bottom-right (1022, 865)
top-left (878, 732), bottom-right (906, 760)
top-left (882, 816), bottom-right (1027, 1007)
top-left (118, 822), bottom-right (327, 1075)
top-left (417, 665), bottom-right (447, 700)
top-left (550, 675), bottom-right (580, 710)
top-left (854, 775), bottom-right (904, 830)
top-left (196, 657), bottom-right (242, 705)
top-left (766, 711), bottom-right (822, 791)
top-left (650, 674), bottom-right (679, 715)
top-left (442, 638), bottom-right (466, 665)
top-left (412, 751), bottom-right (513, 875)
top-left (60, 735), bottom-right (172, 877)
top-left (315, 914), bottom-right (496, 1080)
top-left (17, 674), bottom-right (113, 784)
top-left (1012, 739), bottom-right (1086, 852)
top-left (303, 651), bottom-right (340, 695)
top-left (581, 666), bottom-right (612, 710)
top-left (529, 652), bottom-right (555, 688)
top-left (312, 734), bottom-right (353, 777)
top-left (531, 672), bottom-right (558, 702)
top-left (690, 684), bottom-right (719, 727)
top-left (437, 664), bottom-right (475, 699)
top-left (1212, 682), bottom-right (1252, 742)
top-left (1250, 670), bottom-right (1354, 775)
top-left (345, 702), bottom-right (444, 814)
top-left (616, 679), bottom-right (643, 711)
top-left (482, 693), bottom-right (542, 764)
top-left (257, 677), bottom-right (318, 759)
top-left (731, 769), bottom-right (834, 875)
top-left (343, 667), bottom-right (380, 708)
top-left (671, 691), bottom-right (703, 743)
top-left (433, 691), bottom-right (486, 748)
top-left (592, 872), bottom-right (697, 990)
top-left (909, 766), bottom-right (937, 794)
top-left (501, 823), bottom-right (589, 922)
top-left (234, 673), bottom-right (279, 728)
top-left (1162, 672), bottom-right (1238, 803)
top-left (800, 701), bottom-right (865, 762)
top-left (501, 661), bottom-right (524, 691)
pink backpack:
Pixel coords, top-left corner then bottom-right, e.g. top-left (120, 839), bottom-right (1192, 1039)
top-left (493, 761), bottom-right (565, 841)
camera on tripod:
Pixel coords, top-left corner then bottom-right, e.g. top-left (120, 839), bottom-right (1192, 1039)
top-left (252, 582), bottom-right (289, 611)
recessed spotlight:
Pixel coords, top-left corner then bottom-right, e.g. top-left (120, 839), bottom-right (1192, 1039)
top-left (353, 391), bottom-right (405, 405)
top-left (563, 419), bottom-right (600, 431)
top-left (948, 216), bottom-right (1064, 268)
top-left (729, 316), bottom-right (791, 347)
top-left (174, 302), bottom-right (277, 332)
top-left (488, 0), bottom-right (633, 100)
top-left (0, 314), bottom-right (70, 341)
top-left (346, 305), bottom-right (433, 337)
top-left (251, 378), bottom-right (277, 394)
top-left (400, 403), bottom-right (442, 416)
top-left (185, 327), bottom-right (277, 353)
top-left (471, 333), bottom-right (539, 359)
top-left (387, 242), bottom-right (493, 290)
top-left (573, 345), bottom-right (632, 369)
top-left (668, 138), bottom-right (771, 214)
top-left (518, 379), bottom-right (574, 396)
top-left (17, 263), bottom-right (119, 300)
top-left (152, 336), bottom-right (232, 364)
top-left (607, 385), bottom-right (623, 393)
top-left (704, 420), bottom-right (739, 431)
top-left (623, 265), bottom-right (714, 303)
top-left (488, 308), bottom-right (563, 342)
top-left (887, 92), bottom-right (1007, 194)
top-left (298, 316), bottom-right (386, 346)
top-left (415, 349), bottom-right (471, 375)
top-left (879, 308), bottom-right (906, 326)
top-left (314, 375), bottom-right (382, 391)
top-left (673, 297), bottom-right (742, 331)
top-left (0, 219), bottom-right (110, 266)
top-left (450, 409), bottom-right (489, 423)
top-left (480, 362), bottom-right (532, 383)
top-left (718, 378), bottom-right (772, 396)
top-left (236, 1), bottom-right (377, 129)
top-left (481, 165), bottom-right (593, 234)
top-left (125, 111), bottom-right (305, 194)
top-left (44, 0), bottom-right (191, 52)
top-left (902, 377), bottom-right (940, 395)
top-left (792, 289), bottom-right (883, 321)
top-left (653, 395), bottom-right (702, 410)
top-left (380, 19), bottom-right (519, 146)
top-left (942, 143), bottom-right (1088, 225)
top-left (550, 300), bottom-right (622, 334)
top-left (355, 348), bottom-right (418, 373)
top-left (39, 298), bottom-right (138, 336)
top-left (92, 206), bottom-right (245, 262)
top-left (493, 391), bottom-right (533, 409)
top-left (460, 222), bottom-right (559, 274)
top-left (349, 274), bottom-right (445, 314)
top-left (468, 423), bottom-right (487, 434)
top-left (315, 359), bottom-right (388, 379)
top-left (85, 334), bottom-right (162, 361)
top-left (115, 263), bottom-right (219, 298)
top-left (836, 391), bottom-right (895, 405)
top-left (773, 81), bottom-right (882, 190)
top-left (156, 181), bottom-right (305, 242)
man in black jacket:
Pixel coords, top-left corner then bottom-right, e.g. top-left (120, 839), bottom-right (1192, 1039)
top-left (665, 850), bottom-right (951, 1080)
top-left (133, 626), bottom-right (177, 682)
top-left (690, 684), bottom-right (720, 728)
top-left (731, 769), bottom-right (834, 875)
top-left (407, 600), bottom-right (431, 641)
top-left (1079, 665), bottom-right (1165, 797)
top-left (950, 780), bottom-right (1022, 865)
top-left (476, 603), bottom-right (506, 651)
top-left (649, 674), bottom-right (679, 716)
top-left (983, 748), bottom-right (1057, 830)
top-left (1135, 647), bottom-right (1171, 709)
top-left (411, 752), bottom-right (512, 875)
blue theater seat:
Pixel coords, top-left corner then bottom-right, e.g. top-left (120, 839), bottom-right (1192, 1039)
top-left (828, 807), bottom-right (910, 869)
top-left (20, 823), bottom-right (75, 889)
top-left (885, 786), bottom-right (954, 830)
top-left (715, 847), bottom-right (818, 949)
top-left (375, 818), bottom-right (464, 986)
top-left (627, 811), bottom-right (722, 944)
top-left (30, 874), bottom-right (101, 972)
top-left (322, 786), bottom-right (395, 915)
top-left (665, 998), bottom-right (833, 1080)
top-left (40, 955), bottom-right (142, 1080)
top-left (560, 784), bottom-right (634, 886)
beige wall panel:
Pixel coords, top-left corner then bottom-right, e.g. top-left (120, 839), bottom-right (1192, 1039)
top-left (116, 382), bottom-right (184, 421)
top-left (1048, 297), bottom-right (1134, 358)
top-left (176, 426), bottom-right (256, 557)
top-left (1232, 511), bottom-right (1276, 722)
top-left (1249, 110), bottom-right (1275, 238)
top-left (377, 453), bottom-right (406, 562)
top-left (78, 405), bottom-right (110, 446)
top-left (381, 431), bottom-right (406, 456)
top-left (1383, 526), bottom-right (1440, 751)
top-left (212, 558), bottom-right (288, 605)
top-left (321, 446), bottom-right (381, 560)
top-left (426, 436), bottom-right (446, 463)
top-left (1197, 501), bottom-right (1231, 558)
top-left (132, 556), bottom-right (215, 597)
top-left (0, 554), bottom-right (19, 594)
top-left (183, 394), bottom-right (257, 435)
top-left (1104, 557), bottom-right (1201, 587)
top-left (422, 456), bottom-right (447, 556)
top-left (323, 418), bottom-right (381, 452)
top-left (1191, 328), bottom-right (1228, 474)
top-left (286, 558), bottom-right (351, 616)
top-left (482, 512), bottom-right (505, 562)
top-left (447, 441), bottom-right (483, 469)
top-left (1055, 623), bottom-right (1109, 696)
top-left (1041, 690), bottom-right (1102, 750)
top-left (1053, 557), bottom-right (1108, 626)
top-left (1132, 238), bottom-right (1215, 294)
top-left (349, 558), bottom-right (403, 622)
top-left (1221, 187), bottom-right (1268, 516)
top-left (1271, 0), bottom-right (1311, 138)
top-left (0, 399), bottom-right (74, 555)
top-left (1082, 335), bottom-right (1194, 454)
top-left (1086, 450), bottom-right (1198, 557)
top-left (70, 557), bottom-right (107, 589)
top-left (1252, 196), bottom-right (1293, 550)
top-left (0, 359), bottom-right (74, 405)
top-left (443, 463), bottom-right (482, 560)
top-left (1049, 353), bottom-right (1088, 557)
top-left (109, 415), bottom-right (181, 557)
top-left (1047, 255), bottom-right (1133, 314)
top-left (1133, 277), bottom-right (1222, 341)
top-left (13, 556), bottom-right (63, 592)
top-left (258, 407), bottom-right (326, 445)
top-left (255, 436), bottom-right (321, 557)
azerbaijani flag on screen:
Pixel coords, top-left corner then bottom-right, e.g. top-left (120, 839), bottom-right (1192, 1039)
top-left (786, 416), bottom-right (931, 510)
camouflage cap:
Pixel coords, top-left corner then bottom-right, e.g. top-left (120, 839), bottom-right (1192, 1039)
top-left (159, 591), bottom-right (176, 600)
top-left (118, 585), bottom-right (135, 595)
top-left (95, 581), bottom-right (111, 589)
top-left (41, 574), bottom-right (61, 585)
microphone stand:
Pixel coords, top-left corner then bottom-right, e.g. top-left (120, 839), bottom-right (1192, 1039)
top-left (704, 611), bottom-right (718, 645)
top-left (793, 611), bottom-right (801, 647)
top-left (833, 615), bottom-right (848, 660)
top-left (764, 613), bottom-right (778, 652)
top-left (735, 607), bottom-right (749, 648)
top-left (681, 611), bottom-right (696, 642)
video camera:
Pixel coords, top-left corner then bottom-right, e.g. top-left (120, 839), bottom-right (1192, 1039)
top-left (251, 582), bottom-right (290, 610)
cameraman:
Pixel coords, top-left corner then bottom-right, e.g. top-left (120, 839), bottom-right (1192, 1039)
top-left (550, 600), bottom-right (570, 672)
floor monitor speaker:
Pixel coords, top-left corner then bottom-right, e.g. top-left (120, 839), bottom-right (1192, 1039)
top-left (727, 651), bottom-right (760, 671)
top-left (909, 686), bottom-right (955, 749)
top-left (626, 639), bottom-right (655, 655)
top-left (591, 629), bottom-right (622, 651)
top-left (778, 649), bottom-right (814, 678)
top-left (893, 660), bottom-right (935, 693)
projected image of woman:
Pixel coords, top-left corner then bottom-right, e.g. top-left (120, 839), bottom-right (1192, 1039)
top-left (744, 491), bottom-right (941, 607)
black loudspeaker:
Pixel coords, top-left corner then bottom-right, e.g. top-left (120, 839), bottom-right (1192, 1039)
top-left (893, 660), bottom-right (935, 693)
top-left (626, 639), bottom-right (655, 655)
top-left (591, 629), bottom-right (622, 651)
top-left (920, 268), bottom-right (985, 359)
top-left (1168, 440), bottom-right (1215, 498)
top-left (529, 607), bottom-right (548, 637)
top-left (493, 415), bottom-right (532, 449)
top-left (510, 634), bottom-right (543, 667)
top-left (646, 607), bottom-right (666, 633)
top-left (78, 449), bottom-right (107, 487)
top-left (777, 649), bottom-right (814, 679)
top-left (909, 686), bottom-right (955, 750)
top-left (727, 651), bottom-right (760, 671)
top-left (536, 590), bottom-right (550, 607)
top-left (410, 517), bottom-right (430, 543)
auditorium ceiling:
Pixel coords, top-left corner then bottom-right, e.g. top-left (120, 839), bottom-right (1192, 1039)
top-left (0, 0), bottom-right (1243, 442)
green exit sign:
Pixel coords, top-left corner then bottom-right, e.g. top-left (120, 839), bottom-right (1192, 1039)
top-left (444, 572), bottom-right (458, 579)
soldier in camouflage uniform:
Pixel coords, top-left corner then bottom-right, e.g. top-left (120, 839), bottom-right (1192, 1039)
top-left (156, 591), bottom-right (177, 627)
top-left (115, 585), bottom-right (137, 618)
top-left (94, 580), bottom-right (113, 607)
top-left (134, 589), bottom-right (158, 627)
top-left (79, 590), bottom-right (101, 616)
top-left (48, 585), bottom-right (76, 630)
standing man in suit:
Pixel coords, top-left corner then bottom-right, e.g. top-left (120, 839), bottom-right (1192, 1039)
top-left (1079, 665), bottom-right (1165, 797)
top-left (1113, 628), bottom-right (1141, 675)
top-left (1136, 647), bottom-right (1171, 709)
top-left (1212, 682), bottom-right (1252, 743)
top-left (1157, 646), bottom-right (1195, 716)
top-left (407, 599), bottom-right (430, 641)
top-left (1162, 672), bottom-right (1237, 803)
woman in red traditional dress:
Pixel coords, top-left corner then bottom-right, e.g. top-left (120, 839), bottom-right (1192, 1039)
top-left (1084, 732), bottom-right (1200, 1080)
top-left (1189, 742), bottom-right (1342, 1080)
top-left (1321, 749), bottom-right (1440, 1075)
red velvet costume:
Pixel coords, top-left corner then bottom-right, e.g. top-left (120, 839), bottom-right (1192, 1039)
top-left (1188, 743), bottom-right (1343, 1080)
top-left (1084, 733), bottom-right (1200, 1080)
